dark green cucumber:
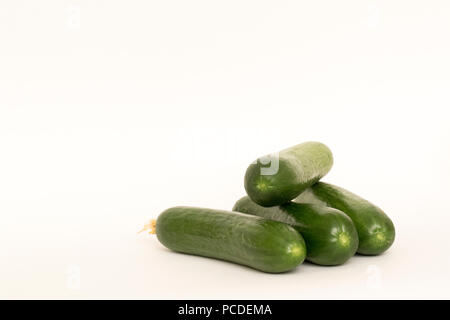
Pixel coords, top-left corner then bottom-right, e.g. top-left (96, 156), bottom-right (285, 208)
top-left (295, 182), bottom-right (395, 255)
top-left (155, 206), bottom-right (306, 273)
top-left (233, 196), bottom-right (358, 266)
top-left (244, 141), bottom-right (333, 207)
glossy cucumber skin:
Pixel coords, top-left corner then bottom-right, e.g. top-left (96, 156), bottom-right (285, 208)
top-left (295, 182), bottom-right (395, 255)
top-left (233, 196), bottom-right (358, 266)
top-left (156, 207), bottom-right (306, 273)
top-left (244, 141), bottom-right (333, 207)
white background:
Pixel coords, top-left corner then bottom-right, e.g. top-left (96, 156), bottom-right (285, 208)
top-left (1, 1), bottom-right (449, 299)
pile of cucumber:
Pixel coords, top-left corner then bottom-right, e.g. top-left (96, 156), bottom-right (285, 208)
top-left (147, 142), bottom-right (395, 273)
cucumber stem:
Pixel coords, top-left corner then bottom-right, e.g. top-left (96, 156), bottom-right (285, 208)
top-left (138, 219), bottom-right (157, 235)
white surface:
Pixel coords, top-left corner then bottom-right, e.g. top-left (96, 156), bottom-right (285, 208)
top-left (1, 1), bottom-right (450, 299)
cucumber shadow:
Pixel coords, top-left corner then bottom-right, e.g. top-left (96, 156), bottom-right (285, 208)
top-left (156, 246), bottom-right (311, 275)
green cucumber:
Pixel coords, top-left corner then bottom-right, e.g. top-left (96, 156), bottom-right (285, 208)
top-left (295, 182), bottom-right (395, 255)
top-left (244, 141), bottom-right (333, 207)
top-left (155, 206), bottom-right (306, 273)
top-left (233, 196), bottom-right (358, 266)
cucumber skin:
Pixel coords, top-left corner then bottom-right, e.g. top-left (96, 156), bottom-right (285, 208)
top-left (233, 197), bottom-right (359, 266)
top-left (156, 207), bottom-right (307, 273)
top-left (244, 142), bottom-right (333, 207)
top-left (295, 182), bottom-right (395, 255)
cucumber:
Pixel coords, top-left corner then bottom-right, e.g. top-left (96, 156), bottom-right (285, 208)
top-left (295, 182), bottom-right (395, 255)
top-left (233, 196), bottom-right (359, 265)
top-left (244, 141), bottom-right (333, 207)
top-left (155, 206), bottom-right (307, 273)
